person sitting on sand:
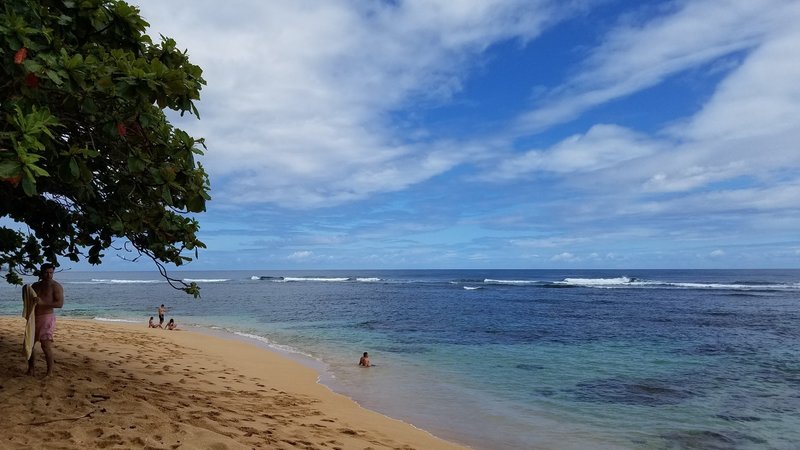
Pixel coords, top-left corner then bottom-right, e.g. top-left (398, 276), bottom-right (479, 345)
top-left (148, 316), bottom-right (161, 328)
top-left (359, 352), bottom-right (371, 367)
top-left (165, 318), bottom-right (177, 330)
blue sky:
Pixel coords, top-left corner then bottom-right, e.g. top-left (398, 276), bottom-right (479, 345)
top-left (90, 0), bottom-right (800, 270)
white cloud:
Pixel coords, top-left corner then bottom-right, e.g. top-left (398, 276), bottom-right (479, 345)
top-left (514, 0), bottom-right (799, 133)
top-left (489, 124), bottom-right (661, 180)
top-left (491, 1), bottom-right (800, 217)
top-left (130, 0), bottom-right (571, 208)
top-left (288, 250), bottom-right (314, 260)
top-left (510, 236), bottom-right (586, 248)
top-left (709, 249), bottom-right (725, 257)
top-left (551, 252), bottom-right (578, 262)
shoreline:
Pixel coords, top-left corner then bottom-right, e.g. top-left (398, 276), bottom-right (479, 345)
top-left (0, 316), bottom-right (468, 449)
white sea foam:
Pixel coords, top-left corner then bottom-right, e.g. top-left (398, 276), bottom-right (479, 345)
top-left (250, 276), bottom-right (261, 280)
top-left (68, 279), bottom-right (164, 284)
top-left (667, 282), bottom-right (800, 290)
top-left (484, 279), bottom-right (539, 285)
top-left (356, 277), bottom-right (381, 282)
top-left (463, 286), bottom-right (482, 290)
top-left (232, 331), bottom-right (314, 358)
top-left (556, 277), bottom-right (800, 290)
top-left (182, 278), bottom-right (230, 283)
top-left (283, 277), bottom-right (350, 282)
top-left (560, 277), bottom-right (633, 286)
top-left (93, 317), bottom-right (139, 323)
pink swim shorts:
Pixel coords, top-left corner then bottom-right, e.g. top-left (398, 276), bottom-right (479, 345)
top-left (35, 313), bottom-right (56, 342)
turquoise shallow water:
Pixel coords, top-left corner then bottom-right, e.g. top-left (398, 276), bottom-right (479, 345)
top-left (2, 269), bottom-right (799, 449)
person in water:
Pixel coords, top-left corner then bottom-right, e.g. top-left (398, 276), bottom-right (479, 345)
top-left (165, 318), bottom-right (177, 330)
top-left (359, 351), bottom-right (371, 367)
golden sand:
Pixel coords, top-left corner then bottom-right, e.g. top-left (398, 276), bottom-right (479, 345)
top-left (0, 317), bottom-right (466, 449)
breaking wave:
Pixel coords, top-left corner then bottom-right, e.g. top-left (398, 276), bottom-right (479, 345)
top-left (68, 279), bottom-right (164, 284)
top-left (182, 278), bottom-right (230, 283)
top-left (553, 277), bottom-right (800, 291)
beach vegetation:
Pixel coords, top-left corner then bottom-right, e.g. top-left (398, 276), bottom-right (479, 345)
top-left (0, 0), bottom-right (209, 296)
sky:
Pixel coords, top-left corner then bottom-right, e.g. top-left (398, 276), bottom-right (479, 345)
top-left (82, 0), bottom-right (800, 270)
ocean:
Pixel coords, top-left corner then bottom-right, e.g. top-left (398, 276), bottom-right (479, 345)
top-left (2, 269), bottom-right (799, 449)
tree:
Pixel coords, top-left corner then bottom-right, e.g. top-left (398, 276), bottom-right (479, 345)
top-left (1, 0), bottom-right (210, 296)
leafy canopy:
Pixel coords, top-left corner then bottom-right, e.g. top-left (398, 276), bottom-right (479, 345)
top-left (1, 0), bottom-right (210, 296)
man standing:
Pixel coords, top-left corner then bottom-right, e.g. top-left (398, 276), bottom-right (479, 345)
top-left (157, 304), bottom-right (166, 326)
top-left (28, 263), bottom-right (64, 377)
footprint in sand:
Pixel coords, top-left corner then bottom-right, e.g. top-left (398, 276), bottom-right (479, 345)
top-left (338, 428), bottom-right (362, 436)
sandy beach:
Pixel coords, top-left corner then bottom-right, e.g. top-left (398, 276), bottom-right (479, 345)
top-left (0, 317), bottom-right (466, 449)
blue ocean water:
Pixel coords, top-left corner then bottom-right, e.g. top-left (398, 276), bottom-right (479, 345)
top-left (2, 269), bottom-right (799, 449)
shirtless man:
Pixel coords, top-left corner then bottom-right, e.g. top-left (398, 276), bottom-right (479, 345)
top-left (28, 263), bottom-right (64, 377)
top-left (157, 304), bottom-right (166, 326)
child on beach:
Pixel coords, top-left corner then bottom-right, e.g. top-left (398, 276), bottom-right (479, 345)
top-left (165, 318), bottom-right (177, 330)
top-left (359, 352), bottom-right (371, 367)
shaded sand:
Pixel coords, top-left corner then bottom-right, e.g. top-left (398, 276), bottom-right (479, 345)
top-left (0, 317), bottom-right (467, 449)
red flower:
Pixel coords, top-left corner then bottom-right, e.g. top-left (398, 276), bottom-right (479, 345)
top-left (14, 47), bottom-right (27, 64)
top-left (117, 122), bottom-right (127, 137)
top-left (24, 73), bottom-right (38, 88)
top-left (1, 175), bottom-right (22, 187)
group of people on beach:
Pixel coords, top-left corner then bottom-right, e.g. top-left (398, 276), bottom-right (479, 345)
top-left (22, 264), bottom-right (182, 378)
top-left (149, 304), bottom-right (177, 330)
top-left (22, 264), bottom-right (368, 379)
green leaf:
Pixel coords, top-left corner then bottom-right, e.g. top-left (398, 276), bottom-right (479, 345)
top-left (28, 165), bottom-right (50, 177)
top-left (66, 53), bottom-right (83, 69)
top-left (127, 156), bottom-right (147, 172)
top-left (0, 160), bottom-right (21, 178)
top-left (69, 158), bottom-right (79, 177)
top-left (110, 220), bottom-right (124, 233)
top-left (162, 186), bottom-right (173, 204)
top-left (21, 174), bottom-right (36, 196)
top-left (45, 69), bottom-right (63, 85)
top-left (187, 195), bottom-right (205, 212)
